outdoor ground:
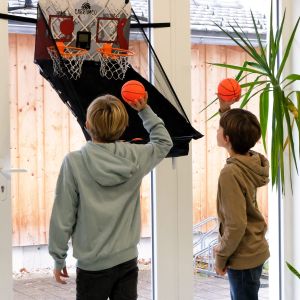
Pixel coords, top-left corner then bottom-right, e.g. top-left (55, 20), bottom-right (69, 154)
top-left (13, 266), bottom-right (269, 300)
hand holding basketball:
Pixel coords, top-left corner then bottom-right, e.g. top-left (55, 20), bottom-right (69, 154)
top-left (121, 80), bottom-right (148, 111)
top-left (217, 78), bottom-right (241, 112)
top-left (121, 80), bottom-right (146, 104)
top-left (127, 91), bottom-right (148, 112)
top-left (217, 78), bottom-right (241, 103)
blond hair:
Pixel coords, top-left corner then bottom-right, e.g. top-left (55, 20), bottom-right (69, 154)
top-left (86, 95), bottom-right (129, 142)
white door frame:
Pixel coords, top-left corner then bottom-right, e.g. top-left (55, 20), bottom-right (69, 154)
top-left (279, 0), bottom-right (300, 299)
top-left (268, 0), bottom-right (300, 299)
top-left (151, 0), bottom-right (193, 299)
top-left (0, 2), bottom-right (12, 299)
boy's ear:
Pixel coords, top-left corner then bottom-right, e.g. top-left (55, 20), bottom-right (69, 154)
top-left (225, 135), bottom-right (230, 144)
top-left (85, 120), bottom-right (90, 130)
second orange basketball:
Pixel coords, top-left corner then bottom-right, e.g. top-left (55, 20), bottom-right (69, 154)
top-left (217, 78), bottom-right (241, 102)
top-left (121, 80), bottom-right (146, 103)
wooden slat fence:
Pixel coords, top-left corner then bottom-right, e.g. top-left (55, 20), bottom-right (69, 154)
top-left (9, 34), bottom-right (268, 246)
top-left (191, 44), bottom-right (268, 226)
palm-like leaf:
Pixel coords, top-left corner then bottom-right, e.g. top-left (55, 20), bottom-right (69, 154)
top-left (286, 262), bottom-right (300, 279)
top-left (260, 86), bottom-right (270, 152)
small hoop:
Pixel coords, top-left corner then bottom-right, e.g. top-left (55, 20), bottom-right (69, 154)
top-left (58, 46), bottom-right (88, 59)
top-left (97, 43), bottom-right (135, 58)
top-left (47, 44), bottom-right (88, 80)
top-left (96, 43), bottom-right (134, 80)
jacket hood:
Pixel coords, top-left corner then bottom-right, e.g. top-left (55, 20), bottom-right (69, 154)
top-left (226, 150), bottom-right (269, 187)
top-left (81, 141), bottom-right (139, 186)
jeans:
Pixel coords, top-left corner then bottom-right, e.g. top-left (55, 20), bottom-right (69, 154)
top-left (227, 264), bottom-right (263, 300)
top-left (76, 258), bottom-right (138, 300)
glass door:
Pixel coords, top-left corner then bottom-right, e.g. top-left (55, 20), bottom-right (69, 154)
top-left (191, 1), bottom-right (270, 298)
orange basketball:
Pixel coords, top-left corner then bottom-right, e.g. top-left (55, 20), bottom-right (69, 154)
top-left (121, 80), bottom-right (146, 103)
top-left (217, 78), bottom-right (241, 102)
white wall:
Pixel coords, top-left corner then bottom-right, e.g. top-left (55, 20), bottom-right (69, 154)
top-left (280, 0), bottom-right (300, 299)
top-left (151, 0), bottom-right (194, 299)
top-left (0, 2), bottom-right (12, 299)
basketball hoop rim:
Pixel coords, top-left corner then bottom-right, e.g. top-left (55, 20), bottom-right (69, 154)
top-left (47, 45), bottom-right (88, 59)
top-left (97, 47), bottom-right (135, 58)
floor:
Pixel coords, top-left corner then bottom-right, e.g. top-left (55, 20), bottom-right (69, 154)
top-left (13, 268), bottom-right (269, 300)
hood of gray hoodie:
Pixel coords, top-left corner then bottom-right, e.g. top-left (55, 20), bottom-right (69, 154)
top-left (81, 141), bottom-right (139, 186)
top-left (226, 150), bottom-right (269, 188)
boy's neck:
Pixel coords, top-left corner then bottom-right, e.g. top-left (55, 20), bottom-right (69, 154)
top-left (92, 139), bottom-right (118, 144)
top-left (227, 148), bottom-right (236, 157)
top-left (227, 148), bottom-right (251, 158)
top-left (92, 139), bottom-right (105, 144)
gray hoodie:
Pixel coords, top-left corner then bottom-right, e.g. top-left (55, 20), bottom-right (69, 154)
top-left (215, 150), bottom-right (270, 270)
top-left (49, 106), bottom-right (173, 271)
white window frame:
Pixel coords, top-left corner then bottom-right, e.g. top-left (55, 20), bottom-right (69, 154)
top-left (256, 1), bottom-right (300, 299)
top-left (150, 0), bottom-right (193, 299)
top-left (277, 1), bottom-right (300, 299)
top-left (0, 2), bottom-right (12, 299)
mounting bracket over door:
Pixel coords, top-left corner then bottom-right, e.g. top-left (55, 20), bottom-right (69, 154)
top-left (0, 13), bottom-right (170, 29)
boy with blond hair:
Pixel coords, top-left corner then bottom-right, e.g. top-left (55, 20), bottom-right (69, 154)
top-left (215, 99), bottom-right (270, 300)
top-left (49, 93), bottom-right (173, 300)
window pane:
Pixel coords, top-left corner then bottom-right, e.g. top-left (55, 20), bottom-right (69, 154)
top-left (191, 1), bottom-right (269, 299)
top-left (10, 1), bottom-right (153, 299)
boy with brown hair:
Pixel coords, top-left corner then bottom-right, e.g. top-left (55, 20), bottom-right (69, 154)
top-left (214, 99), bottom-right (270, 300)
top-left (49, 93), bottom-right (173, 300)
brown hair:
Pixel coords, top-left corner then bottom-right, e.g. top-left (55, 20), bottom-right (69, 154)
top-left (219, 108), bottom-right (261, 154)
top-left (86, 95), bottom-right (129, 142)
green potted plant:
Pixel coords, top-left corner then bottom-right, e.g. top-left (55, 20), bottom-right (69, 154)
top-left (208, 3), bottom-right (300, 191)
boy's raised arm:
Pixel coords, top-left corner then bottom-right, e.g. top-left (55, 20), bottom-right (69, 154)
top-left (127, 93), bottom-right (173, 173)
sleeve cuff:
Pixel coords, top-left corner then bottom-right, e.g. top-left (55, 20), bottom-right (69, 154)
top-left (218, 108), bottom-right (230, 115)
top-left (215, 255), bottom-right (227, 270)
top-left (138, 105), bottom-right (152, 117)
top-left (54, 260), bottom-right (66, 270)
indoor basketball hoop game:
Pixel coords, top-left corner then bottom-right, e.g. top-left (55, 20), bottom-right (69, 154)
top-left (37, 0), bottom-right (132, 80)
top-left (34, 0), bottom-right (202, 156)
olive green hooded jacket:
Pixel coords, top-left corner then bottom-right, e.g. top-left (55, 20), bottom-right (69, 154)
top-left (215, 151), bottom-right (270, 270)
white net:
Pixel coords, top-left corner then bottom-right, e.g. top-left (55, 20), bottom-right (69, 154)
top-left (47, 46), bottom-right (88, 80)
top-left (98, 55), bottom-right (129, 80)
top-left (97, 48), bottom-right (134, 80)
